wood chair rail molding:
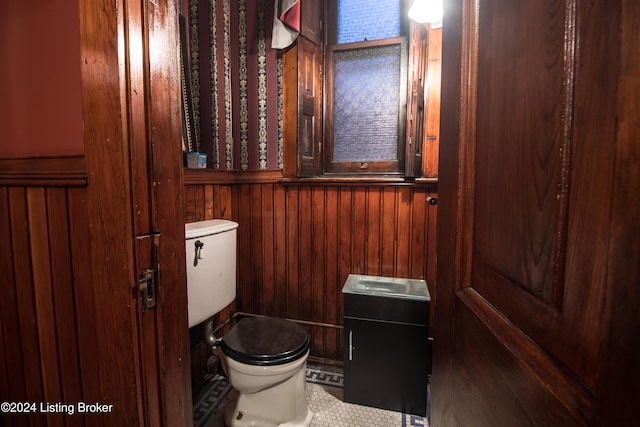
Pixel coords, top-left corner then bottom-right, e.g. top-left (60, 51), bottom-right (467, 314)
top-left (0, 155), bottom-right (87, 187)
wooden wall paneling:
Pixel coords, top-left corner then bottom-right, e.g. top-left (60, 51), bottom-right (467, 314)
top-left (351, 187), bottom-right (366, 275)
top-left (380, 187), bottom-right (397, 276)
top-left (261, 184), bottom-right (276, 316)
top-left (396, 187), bottom-right (413, 278)
top-left (212, 184), bottom-right (220, 220)
top-left (27, 188), bottom-right (64, 427)
top-left (0, 187), bottom-right (28, 427)
top-left (46, 188), bottom-right (83, 427)
top-left (203, 184), bottom-right (214, 219)
top-left (410, 189), bottom-right (427, 280)
top-left (298, 187), bottom-right (313, 341)
top-left (217, 184), bottom-right (233, 219)
top-left (189, 327), bottom-right (207, 395)
top-left (0, 189), bottom-right (10, 399)
top-left (337, 187), bottom-right (353, 357)
top-left (324, 187), bottom-right (339, 360)
top-left (250, 184), bottom-right (264, 314)
top-left (237, 184), bottom-right (253, 312)
top-left (365, 187), bottom-right (381, 276)
top-left (9, 187), bottom-right (47, 426)
top-left (285, 186), bottom-right (300, 319)
top-left (66, 188), bottom-right (96, 425)
top-left (273, 184), bottom-right (287, 318)
top-left (0, 292), bottom-right (9, 427)
top-left (183, 178), bottom-right (437, 363)
top-left (311, 186), bottom-right (326, 355)
top-left (194, 184), bottom-right (205, 221)
top-left (184, 185), bottom-right (195, 222)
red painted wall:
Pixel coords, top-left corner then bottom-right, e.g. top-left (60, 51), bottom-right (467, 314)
top-left (0, 1), bottom-right (84, 156)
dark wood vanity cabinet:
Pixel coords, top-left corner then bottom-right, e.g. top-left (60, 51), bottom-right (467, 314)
top-left (343, 277), bottom-right (431, 417)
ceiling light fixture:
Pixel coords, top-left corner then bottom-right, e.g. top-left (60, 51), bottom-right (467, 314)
top-left (408, 0), bottom-right (443, 26)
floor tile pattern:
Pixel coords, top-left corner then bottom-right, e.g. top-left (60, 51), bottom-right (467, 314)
top-left (193, 365), bottom-right (429, 427)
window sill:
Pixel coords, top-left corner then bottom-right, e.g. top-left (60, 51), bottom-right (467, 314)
top-left (278, 175), bottom-right (438, 187)
top-left (184, 167), bottom-right (438, 188)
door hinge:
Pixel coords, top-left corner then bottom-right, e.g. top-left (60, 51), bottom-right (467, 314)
top-left (138, 268), bottom-right (157, 311)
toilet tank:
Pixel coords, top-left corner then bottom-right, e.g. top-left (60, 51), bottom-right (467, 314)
top-left (185, 220), bottom-right (238, 328)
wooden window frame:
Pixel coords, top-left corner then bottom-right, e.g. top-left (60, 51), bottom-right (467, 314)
top-left (283, 0), bottom-right (428, 180)
top-left (324, 37), bottom-right (408, 175)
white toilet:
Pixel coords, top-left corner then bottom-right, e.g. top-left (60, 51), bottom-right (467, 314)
top-left (185, 219), bottom-right (313, 427)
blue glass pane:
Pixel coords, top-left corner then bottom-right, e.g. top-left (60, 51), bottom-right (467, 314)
top-left (332, 45), bottom-right (401, 162)
top-left (338, 0), bottom-right (401, 44)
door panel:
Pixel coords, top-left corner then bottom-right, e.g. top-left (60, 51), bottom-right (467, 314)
top-left (473, 0), bottom-right (570, 306)
top-left (297, 36), bottom-right (323, 177)
top-left (471, 0), bottom-right (612, 389)
top-left (433, 0), bottom-right (637, 425)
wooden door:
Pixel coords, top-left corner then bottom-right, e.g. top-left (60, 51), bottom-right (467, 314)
top-left (433, 0), bottom-right (639, 426)
top-left (0, 1), bottom-right (189, 426)
top-left (128, 0), bottom-right (192, 425)
top-left (80, 0), bottom-right (190, 425)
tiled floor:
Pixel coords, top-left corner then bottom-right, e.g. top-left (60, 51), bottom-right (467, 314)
top-left (193, 365), bottom-right (430, 427)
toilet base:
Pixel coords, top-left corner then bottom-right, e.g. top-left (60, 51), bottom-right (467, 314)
top-left (223, 404), bottom-right (313, 427)
top-left (222, 362), bottom-right (313, 427)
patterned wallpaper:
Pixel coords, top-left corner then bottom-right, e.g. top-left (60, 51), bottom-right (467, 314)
top-left (188, 0), bottom-right (284, 170)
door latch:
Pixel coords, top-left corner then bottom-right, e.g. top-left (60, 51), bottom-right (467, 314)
top-left (138, 268), bottom-right (157, 311)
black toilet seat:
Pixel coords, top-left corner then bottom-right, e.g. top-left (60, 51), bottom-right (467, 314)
top-left (220, 317), bottom-right (310, 366)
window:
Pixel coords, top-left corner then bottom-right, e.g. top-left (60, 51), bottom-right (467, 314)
top-left (289, 0), bottom-right (427, 178)
top-left (325, 0), bottom-right (408, 174)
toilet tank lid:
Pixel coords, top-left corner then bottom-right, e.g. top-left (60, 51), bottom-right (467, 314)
top-left (185, 219), bottom-right (238, 239)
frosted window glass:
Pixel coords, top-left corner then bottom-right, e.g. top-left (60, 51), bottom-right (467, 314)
top-left (332, 44), bottom-right (401, 162)
top-left (338, 0), bottom-right (401, 44)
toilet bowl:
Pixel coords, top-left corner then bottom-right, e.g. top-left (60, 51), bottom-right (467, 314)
top-left (216, 316), bottom-right (313, 427)
top-left (185, 220), bottom-right (313, 427)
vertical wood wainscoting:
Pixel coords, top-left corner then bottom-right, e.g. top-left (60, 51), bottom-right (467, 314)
top-left (184, 170), bottom-right (437, 382)
top-left (0, 156), bottom-right (92, 427)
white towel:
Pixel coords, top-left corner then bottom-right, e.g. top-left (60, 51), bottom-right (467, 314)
top-left (271, 0), bottom-right (301, 49)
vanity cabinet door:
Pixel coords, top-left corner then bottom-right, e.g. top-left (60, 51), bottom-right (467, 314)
top-left (344, 316), bottom-right (429, 416)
